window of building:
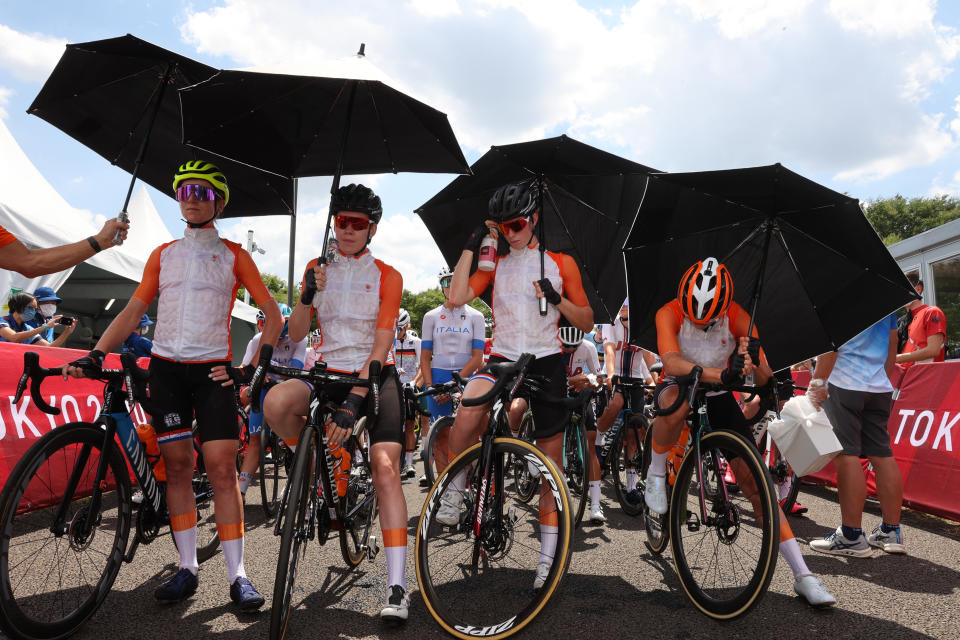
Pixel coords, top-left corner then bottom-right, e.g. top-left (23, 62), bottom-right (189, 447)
top-left (930, 257), bottom-right (960, 358)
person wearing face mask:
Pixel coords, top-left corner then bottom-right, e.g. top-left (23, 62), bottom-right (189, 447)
top-left (30, 286), bottom-right (69, 343)
top-left (1, 291), bottom-right (74, 346)
top-left (121, 314), bottom-right (155, 358)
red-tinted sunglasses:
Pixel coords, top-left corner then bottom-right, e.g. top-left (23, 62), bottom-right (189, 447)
top-left (497, 216), bottom-right (531, 235)
top-left (335, 215), bottom-right (371, 231)
top-left (176, 184), bottom-right (218, 202)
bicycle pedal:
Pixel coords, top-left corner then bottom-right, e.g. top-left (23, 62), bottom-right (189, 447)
top-left (685, 511), bottom-right (701, 532)
top-left (507, 505), bottom-right (518, 525)
top-left (364, 535), bottom-right (381, 561)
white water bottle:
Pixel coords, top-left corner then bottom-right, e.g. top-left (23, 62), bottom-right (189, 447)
top-left (477, 235), bottom-right (497, 271)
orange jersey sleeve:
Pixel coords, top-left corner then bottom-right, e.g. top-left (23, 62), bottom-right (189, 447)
top-left (132, 244), bottom-right (167, 305)
top-left (375, 260), bottom-right (403, 330)
top-left (468, 268), bottom-right (495, 300)
top-left (547, 251), bottom-right (589, 306)
top-left (0, 224), bottom-right (15, 249)
top-left (656, 300), bottom-right (684, 355)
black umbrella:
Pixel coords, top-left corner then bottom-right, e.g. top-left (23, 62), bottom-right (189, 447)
top-left (622, 163), bottom-right (918, 371)
top-left (28, 34), bottom-right (294, 220)
top-left (416, 135), bottom-right (657, 324)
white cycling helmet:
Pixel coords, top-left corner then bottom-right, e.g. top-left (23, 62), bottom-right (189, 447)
top-left (558, 325), bottom-right (584, 347)
top-left (397, 308), bottom-right (411, 328)
top-left (438, 266), bottom-right (454, 282)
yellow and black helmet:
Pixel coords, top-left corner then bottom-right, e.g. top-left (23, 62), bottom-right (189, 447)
top-left (172, 160), bottom-right (229, 206)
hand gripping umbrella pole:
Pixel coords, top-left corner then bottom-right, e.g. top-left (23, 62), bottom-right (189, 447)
top-left (538, 176), bottom-right (547, 316)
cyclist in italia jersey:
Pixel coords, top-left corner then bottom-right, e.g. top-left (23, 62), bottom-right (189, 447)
top-left (596, 300), bottom-right (655, 502)
top-left (237, 303), bottom-right (306, 498)
top-left (394, 307), bottom-right (422, 478)
top-left (420, 266), bottom-right (485, 478)
top-left (262, 184), bottom-right (411, 623)
top-left (65, 161), bottom-right (282, 610)
top-left (441, 179), bottom-right (594, 589)
top-left (648, 257), bottom-right (835, 608)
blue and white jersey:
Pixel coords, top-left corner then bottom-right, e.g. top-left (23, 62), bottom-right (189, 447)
top-left (421, 303), bottom-right (485, 371)
top-left (393, 330), bottom-right (422, 385)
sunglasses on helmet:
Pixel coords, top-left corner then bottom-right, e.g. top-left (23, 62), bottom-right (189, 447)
top-left (497, 216), bottom-right (531, 235)
top-left (334, 214), bottom-right (371, 231)
top-left (176, 184), bottom-right (218, 202)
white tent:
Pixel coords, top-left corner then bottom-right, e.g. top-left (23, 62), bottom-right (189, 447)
top-left (0, 118), bottom-right (257, 360)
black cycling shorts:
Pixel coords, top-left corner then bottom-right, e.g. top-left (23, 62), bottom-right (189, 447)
top-left (320, 364), bottom-right (404, 446)
top-left (487, 353), bottom-right (568, 440)
top-left (148, 357), bottom-right (238, 444)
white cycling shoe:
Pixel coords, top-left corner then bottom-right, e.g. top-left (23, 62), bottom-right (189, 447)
top-left (644, 473), bottom-right (668, 515)
top-left (794, 574), bottom-right (836, 607)
top-left (533, 561), bottom-right (551, 590)
top-left (435, 490), bottom-right (463, 527)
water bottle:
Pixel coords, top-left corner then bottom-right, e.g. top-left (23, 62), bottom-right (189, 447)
top-left (477, 235), bottom-right (498, 271)
top-left (136, 423), bottom-right (166, 482)
top-left (329, 442), bottom-right (352, 497)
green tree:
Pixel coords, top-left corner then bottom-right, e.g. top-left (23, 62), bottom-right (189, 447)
top-left (864, 194), bottom-right (960, 245)
top-left (237, 273), bottom-right (300, 308)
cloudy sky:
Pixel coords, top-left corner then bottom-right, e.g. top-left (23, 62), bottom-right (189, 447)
top-left (1, 1), bottom-right (959, 292)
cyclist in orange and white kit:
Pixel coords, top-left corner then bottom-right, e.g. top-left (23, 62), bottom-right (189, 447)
top-left (262, 184), bottom-right (411, 623)
top-left (441, 179), bottom-right (594, 589)
top-left (647, 257), bottom-right (836, 607)
top-left (596, 299), bottom-right (656, 505)
top-left (64, 161), bottom-right (282, 610)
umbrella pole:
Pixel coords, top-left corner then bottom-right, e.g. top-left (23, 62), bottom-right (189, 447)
top-left (538, 176), bottom-right (547, 316)
top-left (287, 178), bottom-right (298, 307)
top-left (319, 81), bottom-right (359, 266)
top-left (746, 221), bottom-right (774, 338)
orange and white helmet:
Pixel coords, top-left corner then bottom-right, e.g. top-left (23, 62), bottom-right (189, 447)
top-left (677, 257), bottom-right (733, 324)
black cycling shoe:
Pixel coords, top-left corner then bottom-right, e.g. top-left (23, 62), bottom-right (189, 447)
top-left (155, 568), bottom-right (198, 602)
top-left (230, 576), bottom-right (265, 610)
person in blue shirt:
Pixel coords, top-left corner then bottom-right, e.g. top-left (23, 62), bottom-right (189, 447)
top-left (31, 286), bottom-right (63, 342)
top-left (1, 291), bottom-right (73, 347)
top-left (807, 313), bottom-right (905, 557)
top-left (121, 314), bottom-right (154, 358)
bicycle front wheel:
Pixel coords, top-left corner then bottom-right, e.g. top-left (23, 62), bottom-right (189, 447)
top-left (424, 415), bottom-right (454, 488)
top-left (270, 426), bottom-right (318, 640)
top-left (669, 429), bottom-right (779, 620)
top-left (0, 422), bottom-right (132, 640)
top-left (563, 417), bottom-right (588, 528)
top-left (260, 429), bottom-right (285, 518)
top-left (416, 438), bottom-right (573, 640)
top-left (339, 435), bottom-right (378, 567)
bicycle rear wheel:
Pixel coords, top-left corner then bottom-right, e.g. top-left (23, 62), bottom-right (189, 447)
top-left (416, 437), bottom-right (573, 640)
top-left (612, 415), bottom-right (646, 517)
top-left (424, 415), bottom-right (455, 488)
top-left (0, 423), bottom-right (131, 640)
top-left (260, 429), bottom-right (286, 518)
top-left (669, 429), bottom-right (778, 620)
top-left (339, 435), bottom-right (378, 567)
top-left (270, 426), bottom-right (318, 640)
top-left (563, 417), bottom-right (588, 528)
top-left (641, 425), bottom-right (669, 554)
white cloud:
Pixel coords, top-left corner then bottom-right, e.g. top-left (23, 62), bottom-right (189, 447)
top-left (827, 0), bottom-right (935, 38)
top-left (409, 0), bottom-right (462, 18)
top-left (0, 85), bottom-right (11, 119)
top-left (676, 0), bottom-right (814, 39)
top-left (928, 168), bottom-right (960, 197)
top-left (0, 24), bottom-right (65, 82)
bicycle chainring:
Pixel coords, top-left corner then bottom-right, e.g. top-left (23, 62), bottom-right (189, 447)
top-left (136, 505), bottom-right (161, 545)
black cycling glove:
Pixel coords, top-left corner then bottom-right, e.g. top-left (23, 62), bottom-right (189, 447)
top-left (746, 337), bottom-right (762, 367)
top-left (332, 392), bottom-right (366, 433)
top-left (464, 225), bottom-right (489, 254)
top-left (537, 278), bottom-right (562, 305)
top-left (300, 266), bottom-right (317, 305)
top-left (721, 352), bottom-right (746, 386)
top-left (69, 349), bottom-right (105, 372)
top-left (229, 365), bottom-right (256, 386)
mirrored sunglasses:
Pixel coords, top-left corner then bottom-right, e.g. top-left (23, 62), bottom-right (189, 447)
top-left (176, 184), bottom-right (218, 202)
top-left (335, 215), bottom-right (371, 231)
top-left (497, 216), bottom-right (531, 235)
top-left (440, 277), bottom-right (452, 288)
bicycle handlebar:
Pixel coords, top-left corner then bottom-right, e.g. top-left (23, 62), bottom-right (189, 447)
top-left (415, 379), bottom-right (462, 399)
top-left (461, 353), bottom-right (535, 407)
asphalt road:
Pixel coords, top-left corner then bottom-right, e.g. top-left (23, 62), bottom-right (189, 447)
top-left (5, 465), bottom-right (959, 640)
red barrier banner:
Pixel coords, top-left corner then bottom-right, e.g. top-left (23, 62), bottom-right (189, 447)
top-left (0, 342), bottom-right (150, 510)
top-left (802, 363), bottom-right (960, 522)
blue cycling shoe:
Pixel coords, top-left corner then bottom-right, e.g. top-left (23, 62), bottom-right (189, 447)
top-left (155, 568), bottom-right (198, 602)
top-left (230, 577), bottom-right (266, 610)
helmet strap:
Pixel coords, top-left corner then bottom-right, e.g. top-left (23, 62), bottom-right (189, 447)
top-left (184, 214), bottom-right (217, 229)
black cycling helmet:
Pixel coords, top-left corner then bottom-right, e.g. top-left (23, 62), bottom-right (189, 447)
top-left (330, 183), bottom-right (383, 223)
top-left (488, 180), bottom-right (539, 222)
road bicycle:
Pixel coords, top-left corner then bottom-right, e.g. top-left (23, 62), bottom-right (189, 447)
top-left (245, 346), bottom-right (381, 640)
top-left (595, 375), bottom-right (652, 517)
top-left (416, 353), bottom-right (587, 640)
top-left (640, 367), bottom-right (780, 620)
top-left (0, 352), bottom-right (218, 640)
top-left (417, 378), bottom-right (463, 488)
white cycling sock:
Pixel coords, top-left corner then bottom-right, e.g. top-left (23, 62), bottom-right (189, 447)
top-left (238, 471), bottom-right (253, 495)
top-left (383, 528), bottom-right (407, 591)
top-left (626, 469), bottom-right (639, 492)
top-left (218, 523), bottom-right (247, 584)
top-left (778, 476), bottom-right (793, 501)
top-left (172, 526), bottom-right (198, 575)
top-left (589, 480), bottom-right (602, 508)
top-left (539, 525), bottom-right (558, 565)
top-left (779, 537), bottom-right (810, 578)
top-left (405, 451), bottom-right (415, 467)
top-left (649, 450), bottom-right (668, 477)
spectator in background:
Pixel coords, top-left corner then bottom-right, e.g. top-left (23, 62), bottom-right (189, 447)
top-left (0, 219), bottom-right (129, 277)
top-left (122, 314), bottom-right (154, 358)
top-left (807, 313), bottom-right (905, 557)
top-left (32, 286), bottom-right (64, 342)
top-left (896, 273), bottom-right (946, 367)
top-left (1, 291), bottom-right (74, 347)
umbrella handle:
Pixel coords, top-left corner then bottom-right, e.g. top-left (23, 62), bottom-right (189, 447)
top-left (112, 211), bottom-right (130, 246)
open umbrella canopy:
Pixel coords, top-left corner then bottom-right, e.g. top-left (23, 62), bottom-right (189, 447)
top-left (178, 69), bottom-right (471, 179)
top-left (416, 135), bottom-right (657, 324)
top-left (28, 34), bottom-right (294, 218)
top-left (622, 164), bottom-right (918, 371)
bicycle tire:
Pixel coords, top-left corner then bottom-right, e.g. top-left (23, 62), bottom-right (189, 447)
top-left (270, 425), bottom-right (317, 640)
top-left (0, 422), bottom-right (131, 640)
top-left (512, 412), bottom-right (539, 504)
top-left (641, 425), bottom-right (669, 555)
top-left (416, 437), bottom-right (573, 640)
top-left (339, 435), bottom-right (379, 567)
top-left (424, 415), bottom-right (455, 488)
top-left (669, 429), bottom-right (779, 620)
top-left (192, 442), bottom-right (220, 563)
top-left (612, 415), bottom-right (646, 517)
top-left (564, 417), bottom-right (588, 528)
top-left (260, 429), bottom-right (284, 518)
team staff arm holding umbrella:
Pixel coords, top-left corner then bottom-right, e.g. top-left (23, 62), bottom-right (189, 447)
top-left (0, 219), bottom-right (129, 278)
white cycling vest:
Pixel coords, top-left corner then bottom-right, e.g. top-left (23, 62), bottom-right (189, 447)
top-left (489, 245), bottom-right (563, 360)
top-left (152, 227), bottom-right (239, 363)
top-left (677, 316), bottom-right (736, 370)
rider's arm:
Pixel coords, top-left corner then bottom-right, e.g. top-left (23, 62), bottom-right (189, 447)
top-left (351, 264), bottom-right (403, 397)
top-left (552, 253), bottom-right (593, 333)
top-left (420, 311), bottom-right (435, 388)
top-left (289, 337), bottom-right (307, 370)
top-left (461, 348), bottom-right (483, 379)
top-left (420, 348), bottom-right (433, 388)
top-left (642, 349), bottom-right (658, 384)
top-left (290, 258), bottom-right (319, 343)
top-left (460, 309), bottom-right (485, 377)
top-left (603, 341), bottom-right (617, 380)
top-left (90, 246), bottom-right (161, 354)
top-left (449, 245), bottom-right (492, 307)
top-left (656, 305), bottom-right (727, 383)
